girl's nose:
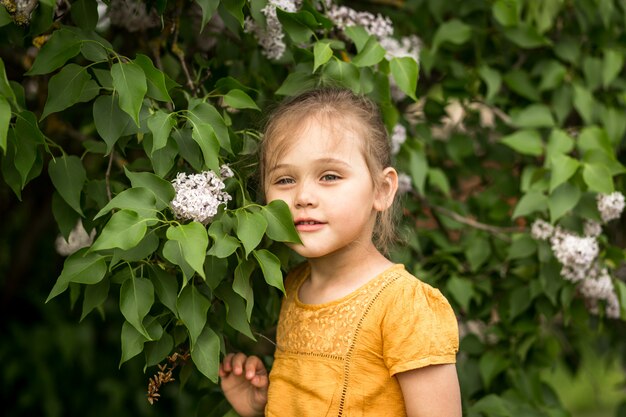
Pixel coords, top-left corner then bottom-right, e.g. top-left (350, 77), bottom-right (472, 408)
top-left (294, 183), bottom-right (317, 208)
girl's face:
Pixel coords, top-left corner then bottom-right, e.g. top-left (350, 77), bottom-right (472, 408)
top-left (264, 116), bottom-right (392, 260)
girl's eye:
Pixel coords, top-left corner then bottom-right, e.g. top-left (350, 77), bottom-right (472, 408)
top-left (275, 177), bottom-right (295, 185)
top-left (321, 174), bottom-right (340, 181)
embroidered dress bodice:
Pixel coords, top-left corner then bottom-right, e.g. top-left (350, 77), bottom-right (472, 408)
top-left (265, 263), bottom-right (459, 417)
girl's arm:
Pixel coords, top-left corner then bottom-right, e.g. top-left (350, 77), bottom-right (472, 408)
top-left (396, 363), bottom-right (462, 417)
top-left (219, 353), bottom-right (269, 417)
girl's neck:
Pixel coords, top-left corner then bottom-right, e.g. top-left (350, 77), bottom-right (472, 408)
top-left (299, 242), bottom-right (394, 304)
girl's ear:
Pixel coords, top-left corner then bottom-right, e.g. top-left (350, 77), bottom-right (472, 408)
top-left (374, 167), bottom-right (399, 212)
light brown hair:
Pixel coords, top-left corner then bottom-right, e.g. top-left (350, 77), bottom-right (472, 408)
top-left (259, 87), bottom-right (398, 252)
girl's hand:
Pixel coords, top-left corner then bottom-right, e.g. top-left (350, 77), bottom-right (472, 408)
top-left (219, 353), bottom-right (269, 417)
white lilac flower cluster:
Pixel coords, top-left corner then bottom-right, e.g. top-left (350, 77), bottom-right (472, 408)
top-left (390, 123), bottom-right (407, 155)
top-left (326, 5), bottom-right (394, 38)
top-left (597, 192), bottom-right (625, 223)
top-left (55, 220), bottom-right (96, 256)
top-left (379, 35), bottom-right (421, 64)
top-left (244, 0), bottom-right (301, 59)
top-left (529, 192), bottom-right (625, 319)
top-left (170, 167), bottom-right (233, 224)
top-left (106, 0), bottom-right (161, 32)
top-left (397, 172), bottom-right (413, 195)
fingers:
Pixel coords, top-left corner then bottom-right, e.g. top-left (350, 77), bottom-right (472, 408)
top-left (219, 353), bottom-right (267, 385)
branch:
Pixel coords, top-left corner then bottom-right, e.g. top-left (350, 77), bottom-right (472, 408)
top-left (412, 191), bottom-right (518, 242)
top-left (105, 151), bottom-right (114, 201)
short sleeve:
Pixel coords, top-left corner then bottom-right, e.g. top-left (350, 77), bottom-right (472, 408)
top-left (381, 277), bottom-right (459, 376)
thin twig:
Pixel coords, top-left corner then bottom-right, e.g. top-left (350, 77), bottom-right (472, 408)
top-left (171, 0), bottom-right (197, 96)
top-left (105, 151), bottom-right (114, 201)
top-left (412, 191), bottom-right (518, 241)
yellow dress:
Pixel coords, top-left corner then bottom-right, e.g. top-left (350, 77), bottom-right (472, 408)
top-left (265, 263), bottom-right (459, 417)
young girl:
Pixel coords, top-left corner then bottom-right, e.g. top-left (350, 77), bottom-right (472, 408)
top-left (219, 88), bottom-right (461, 416)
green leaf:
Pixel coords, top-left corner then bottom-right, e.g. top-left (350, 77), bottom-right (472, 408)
top-left (0, 6), bottom-right (11, 27)
top-left (191, 326), bottom-right (220, 383)
top-left (549, 154), bottom-right (579, 192)
top-left (509, 287), bottom-right (531, 320)
top-left (111, 62), bottom-right (147, 126)
top-left (91, 209), bottom-right (148, 251)
top-left (390, 57), bottom-right (418, 101)
top-left (164, 222), bottom-right (208, 280)
top-left (94, 187), bottom-right (158, 220)
top-left (223, 89), bottom-right (260, 111)
top-left (500, 129), bottom-right (543, 156)
top-left (13, 111), bottom-right (44, 188)
top-left (344, 25), bottom-right (369, 52)
top-left (446, 276), bottom-right (474, 311)
top-left (195, 0), bottom-right (220, 31)
top-left (190, 122), bottom-right (220, 172)
top-left (120, 277), bottom-right (154, 338)
top-left (492, 0), bottom-right (519, 26)
top-left (145, 332), bottom-right (174, 368)
top-left (602, 49), bottom-right (623, 89)
top-left (52, 192), bottom-right (80, 239)
top-left (71, 0), bottom-right (99, 30)
top-left (207, 220), bottom-right (240, 258)
top-left (548, 182), bottom-right (581, 222)
top-left (512, 191), bottom-right (547, 218)
top-left (177, 284), bottom-right (211, 347)
top-left (538, 60), bottom-right (566, 91)
top-left (507, 234), bottom-right (536, 259)
top-left (204, 255), bottom-right (228, 290)
top-left (313, 41), bottom-right (333, 72)
top-left (120, 321), bottom-right (148, 365)
top-left (503, 24), bottom-right (549, 48)
top-left (147, 110), bottom-right (175, 154)
top-left (510, 104), bottom-right (554, 128)
top-left (432, 19), bottom-right (472, 52)
top-left (0, 96), bottom-right (10, 153)
top-left (27, 29), bottom-right (82, 75)
top-left (503, 70), bottom-right (540, 101)
top-left (261, 199), bottom-right (300, 243)
top-left (48, 155), bottom-right (86, 216)
top-left (0, 58), bottom-right (17, 109)
top-left (187, 100), bottom-right (231, 153)
top-left (545, 129), bottom-right (574, 162)
top-left (41, 64), bottom-right (99, 120)
top-left (323, 59), bottom-right (360, 93)
top-left (81, 278), bottom-right (109, 321)
top-left (351, 36), bottom-right (385, 67)
top-left (408, 147), bottom-right (428, 195)
top-left (572, 84), bottom-right (595, 125)
top-left (465, 235), bottom-right (491, 272)
top-left (478, 65), bottom-right (501, 102)
top-left (427, 168), bottom-right (450, 195)
top-left (221, 0), bottom-right (245, 26)
top-left (479, 351), bottom-right (509, 389)
top-left (120, 318), bottom-right (162, 366)
top-left (577, 126), bottom-right (613, 157)
top-left (470, 395), bottom-right (511, 416)
top-left (47, 250), bottom-right (107, 302)
top-left (233, 258), bottom-right (255, 319)
top-left (134, 54), bottom-right (173, 102)
top-left (275, 71), bottom-right (316, 96)
top-left (149, 265), bottom-right (179, 316)
top-left (582, 163), bottom-right (613, 193)
top-left (215, 283), bottom-right (255, 340)
top-left (235, 210), bottom-right (267, 257)
top-left (111, 231), bottom-right (159, 265)
top-left (276, 9), bottom-right (316, 44)
top-left (124, 167), bottom-right (175, 210)
top-left (253, 249), bottom-right (284, 293)
top-left (93, 94), bottom-right (133, 154)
